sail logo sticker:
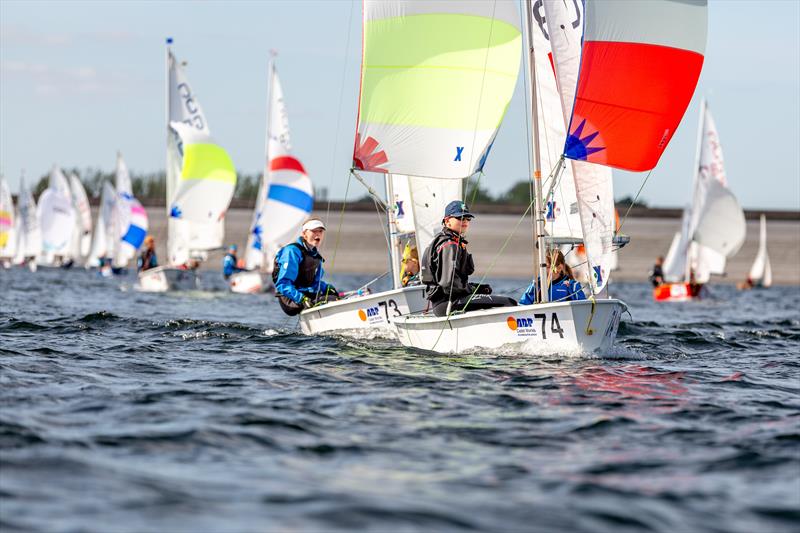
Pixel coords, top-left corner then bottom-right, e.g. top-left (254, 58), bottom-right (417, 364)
top-left (395, 200), bottom-right (405, 218)
top-left (546, 201), bottom-right (559, 221)
top-left (506, 316), bottom-right (538, 337)
top-left (454, 146), bottom-right (464, 162)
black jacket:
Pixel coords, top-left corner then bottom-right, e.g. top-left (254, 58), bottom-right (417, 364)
top-left (421, 228), bottom-right (475, 304)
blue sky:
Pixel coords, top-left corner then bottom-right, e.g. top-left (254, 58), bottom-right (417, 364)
top-left (1, 0), bottom-right (798, 209)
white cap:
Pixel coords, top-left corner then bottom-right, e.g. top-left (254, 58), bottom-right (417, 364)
top-left (302, 219), bottom-right (326, 232)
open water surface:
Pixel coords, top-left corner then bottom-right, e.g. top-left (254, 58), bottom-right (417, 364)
top-left (1, 267), bottom-right (799, 532)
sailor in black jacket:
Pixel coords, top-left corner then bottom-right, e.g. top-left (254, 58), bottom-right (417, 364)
top-left (421, 201), bottom-right (500, 316)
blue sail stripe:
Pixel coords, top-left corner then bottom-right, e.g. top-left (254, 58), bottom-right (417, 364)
top-left (122, 225), bottom-right (147, 248)
top-left (267, 184), bottom-right (313, 212)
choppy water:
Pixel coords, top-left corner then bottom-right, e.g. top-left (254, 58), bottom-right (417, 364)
top-left (1, 267), bottom-right (798, 532)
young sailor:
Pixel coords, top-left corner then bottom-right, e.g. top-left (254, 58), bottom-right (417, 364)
top-left (273, 218), bottom-right (338, 316)
top-left (222, 244), bottom-right (245, 280)
top-left (649, 256), bottom-right (665, 287)
top-left (421, 201), bottom-right (506, 317)
top-left (519, 249), bottom-right (586, 305)
top-left (138, 235), bottom-right (158, 272)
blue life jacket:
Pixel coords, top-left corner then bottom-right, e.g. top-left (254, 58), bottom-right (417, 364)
top-left (222, 253), bottom-right (239, 278)
top-left (519, 275), bottom-right (586, 305)
top-left (274, 238), bottom-right (330, 304)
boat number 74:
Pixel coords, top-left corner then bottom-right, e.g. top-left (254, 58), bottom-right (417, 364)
top-left (533, 313), bottom-right (564, 339)
top-left (378, 299), bottom-right (401, 321)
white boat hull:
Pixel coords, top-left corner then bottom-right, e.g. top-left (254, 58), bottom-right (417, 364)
top-left (136, 266), bottom-right (198, 292)
top-left (395, 299), bottom-right (626, 355)
top-left (299, 285), bottom-right (427, 336)
top-left (229, 271), bottom-right (268, 294)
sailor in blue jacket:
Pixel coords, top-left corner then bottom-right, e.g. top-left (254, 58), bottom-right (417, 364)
top-left (273, 219), bottom-right (338, 316)
top-left (222, 244), bottom-right (245, 279)
top-left (520, 249), bottom-right (587, 305)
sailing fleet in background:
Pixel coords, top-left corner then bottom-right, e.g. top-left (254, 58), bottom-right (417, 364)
top-left (0, 1), bottom-right (780, 354)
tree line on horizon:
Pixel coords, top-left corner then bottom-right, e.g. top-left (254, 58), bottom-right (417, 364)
top-left (31, 168), bottom-right (647, 207)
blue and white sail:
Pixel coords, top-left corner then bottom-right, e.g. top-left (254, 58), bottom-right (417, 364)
top-left (245, 60), bottom-right (313, 271)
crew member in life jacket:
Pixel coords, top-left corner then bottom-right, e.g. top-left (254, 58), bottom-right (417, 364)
top-left (649, 256), bottom-right (665, 287)
top-left (519, 249), bottom-right (586, 305)
top-left (273, 218), bottom-right (339, 316)
top-left (138, 235), bottom-right (158, 272)
top-left (222, 244), bottom-right (245, 280)
top-left (421, 201), bottom-right (512, 317)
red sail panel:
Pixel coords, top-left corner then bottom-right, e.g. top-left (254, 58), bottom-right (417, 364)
top-left (565, 41), bottom-right (704, 172)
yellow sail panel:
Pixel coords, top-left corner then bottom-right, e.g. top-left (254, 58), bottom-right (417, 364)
top-left (354, 2), bottom-right (522, 179)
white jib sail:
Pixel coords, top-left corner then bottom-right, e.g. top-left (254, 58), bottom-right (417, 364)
top-left (542, 0), bottom-right (615, 292)
top-left (749, 214), bottom-right (772, 286)
top-left (87, 181), bottom-right (116, 266)
top-left (167, 47), bottom-right (228, 265)
top-left (245, 62), bottom-right (313, 271)
top-left (39, 166), bottom-right (76, 257)
top-left (15, 175), bottom-right (41, 260)
top-left (69, 173), bottom-right (93, 258)
top-left (0, 177), bottom-right (15, 259)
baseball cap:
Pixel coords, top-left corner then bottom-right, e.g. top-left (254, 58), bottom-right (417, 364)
top-left (302, 219), bottom-right (326, 232)
top-left (443, 200), bottom-right (474, 219)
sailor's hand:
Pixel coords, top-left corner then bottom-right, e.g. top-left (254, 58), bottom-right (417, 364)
top-left (301, 296), bottom-right (313, 309)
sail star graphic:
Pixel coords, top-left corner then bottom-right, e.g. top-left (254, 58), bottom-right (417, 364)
top-left (353, 133), bottom-right (389, 173)
top-left (564, 119), bottom-right (605, 161)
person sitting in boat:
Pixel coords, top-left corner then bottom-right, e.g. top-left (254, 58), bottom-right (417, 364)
top-left (273, 218), bottom-right (339, 316)
top-left (401, 244), bottom-right (420, 287)
top-left (649, 256), bottom-right (665, 287)
top-left (519, 249), bottom-right (586, 305)
top-left (222, 244), bottom-right (245, 280)
top-left (422, 201), bottom-right (512, 317)
top-left (138, 235), bottom-right (157, 272)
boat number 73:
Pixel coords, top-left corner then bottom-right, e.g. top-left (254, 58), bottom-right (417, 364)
top-left (534, 313), bottom-right (564, 339)
top-left (378, 300), bottom-right (401, 321)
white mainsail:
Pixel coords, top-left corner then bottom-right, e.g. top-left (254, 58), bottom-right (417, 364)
top-left (38, 166), bottom-right (76, 259)
top-left (748, 214), bottom-right (772, 287)
top-left (663, 100), bottom-right (745, 283)
top-left (541, 0), bottom-right (616, 291)
top-left (14, 175), bottom-right (42, 261)
top-left (245, 60), bottom-right (313, 271)
top-left (68, 173), bottom-right (93, 259)
top-left (166, 45), bottom-right (233, 266)
top-left (0, 177), bottom-right (15, 259)
top-left (87, 181), bottom-right (117, 267)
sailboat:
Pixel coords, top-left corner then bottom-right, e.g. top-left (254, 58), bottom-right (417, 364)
top-left (109, 153), bottom-right (149, 274)
top-left (137, 39), bottom-right (237, 292)
top-left (656, 99), bottom-right (745, 301)
top-left (86, 181), bottom-right (117, 272)
top-left (743, 214), bottom-right (772, 289)
top-left (67, 173), bottom-right (93, 267)
top-left (394, 0), bottom-right (708, 353)
top-left (0, 176), bottom-right (15, 268)
top-left (297, 2), bottom-right (521, 336)
top-left (37, 165), bottom-right (76, 267)
top-left (13, 174), bottom-right (42, 271)
top-left (232, 55), bottom-right (313, 294)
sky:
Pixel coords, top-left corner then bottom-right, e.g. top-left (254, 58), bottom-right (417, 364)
top-left (1, 0), bottom-right (799, 210)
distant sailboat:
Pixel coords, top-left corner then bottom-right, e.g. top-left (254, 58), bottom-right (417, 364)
top-left (744, 214), bottom-right (772, 289)
top-left (232, 55), bottom-right (313, 294)
top-left (657, 99), bottom-right (746, 301)
top-left (68, 173), bottom-right (93, 266)
top-left (137, 39), bottom-right (236, 292)
top-left (13, 174), bottom-right (42, 271)
top-left (86, 181), bottom-right (117, 273)
top-left (37, 165), bottom-right (76, 267)
top-left (0, 176), bottom-right (15, 268)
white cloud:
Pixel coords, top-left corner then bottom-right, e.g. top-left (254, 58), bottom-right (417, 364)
top-left (1, 60), bottom-right (119, 95)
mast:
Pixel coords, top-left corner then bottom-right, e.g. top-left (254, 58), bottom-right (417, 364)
top-left (385, 174), bottom-right (402, 289)
top-left (261, 52), bottom-right (276, 271)
top-left (684, 97), bottom-right (706, 281)
top-left (524, 0), bottom-right (549, 303)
